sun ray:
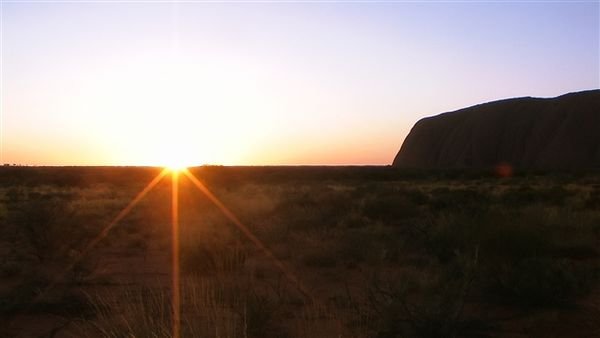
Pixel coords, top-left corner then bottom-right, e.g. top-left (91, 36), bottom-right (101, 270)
top-left (34, 168), bottom-right (169, 302)
top-left (181, 169), bottom-right (312, 300)
top-left (75, 168), bottom-right (169, 265)
top-left (171, 170), bottom-right (181, 338)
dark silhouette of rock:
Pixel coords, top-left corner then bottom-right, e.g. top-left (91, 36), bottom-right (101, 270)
top-left (393, 90), bottom-right (600, 170)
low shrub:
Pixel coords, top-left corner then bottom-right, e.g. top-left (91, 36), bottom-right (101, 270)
top-left (484, 258), bottom-right (597, 307)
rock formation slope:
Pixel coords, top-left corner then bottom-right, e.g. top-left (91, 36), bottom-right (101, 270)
top-left (393, 90), bottom-right (600, 169)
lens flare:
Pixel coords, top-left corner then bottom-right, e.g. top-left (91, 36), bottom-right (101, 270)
top-left (171, 171), bottom-right (181, 338)
top-left (32, 169), bottom-right (169, 303)
top-left (25, 166), bottom-right (318, 338)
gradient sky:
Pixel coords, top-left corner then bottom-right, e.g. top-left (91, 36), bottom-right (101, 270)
top-left (1, 0), bottom-right (598, 166)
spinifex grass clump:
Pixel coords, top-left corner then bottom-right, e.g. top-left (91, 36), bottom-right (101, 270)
top-left (87, 279), bottom-right (293, 338)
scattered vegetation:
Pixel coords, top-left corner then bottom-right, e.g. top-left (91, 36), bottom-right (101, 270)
top-left (1, 166), bottom-right (599, 337)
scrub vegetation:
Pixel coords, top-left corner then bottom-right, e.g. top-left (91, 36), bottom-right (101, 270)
top-left (1, 166), bottom-right (599, 337)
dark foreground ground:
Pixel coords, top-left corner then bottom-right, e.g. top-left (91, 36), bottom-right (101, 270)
top-left (0, 166), bottom-right (599, 337)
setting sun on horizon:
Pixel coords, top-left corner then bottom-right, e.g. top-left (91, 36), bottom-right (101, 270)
top-left (0, 1), bottom-right (598, 166)
top-left (1, 2), bottom-right (600, 337)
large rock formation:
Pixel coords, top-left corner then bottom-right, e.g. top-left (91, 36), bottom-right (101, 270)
top-left (393, 90), bottom-right (600, 170)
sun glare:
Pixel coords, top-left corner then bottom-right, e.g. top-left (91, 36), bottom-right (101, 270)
top-left (162, 152), bottom-right (192, 172)
top-left (166, 163), bottom-right (188, 172)
top-left (156, 136), bottom-right (198, 172)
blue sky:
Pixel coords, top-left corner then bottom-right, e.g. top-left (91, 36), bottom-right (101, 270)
top-left (1, 1), bottom-right (598, 165)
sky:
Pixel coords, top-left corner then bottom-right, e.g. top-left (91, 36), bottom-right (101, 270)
top-left (1, 0), bottom-right (598, 166)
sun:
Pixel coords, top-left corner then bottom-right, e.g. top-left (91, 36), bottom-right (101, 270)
top-left (162, 152), bottom-right (193, 172)
top-left (165, 163), bottom-right (187, 173)
top-left (157, 140), bottom-right (198, 172)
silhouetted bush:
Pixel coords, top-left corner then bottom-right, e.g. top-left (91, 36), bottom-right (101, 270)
top-left (485, 258), bottom-right (596, 307)
top-left (11, 194), bottom-right (81, 262)
top-left (366, 249), bottom-right (481, 338)
top-left (362, 191), bottom-right (422, 224)
top-left (429, 188), bottom-right (489, 213)
top-left (500, 185), bottom-right (572, 207)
